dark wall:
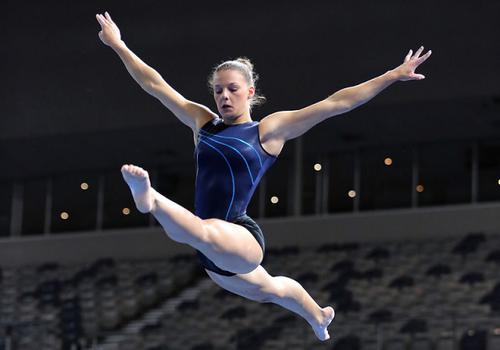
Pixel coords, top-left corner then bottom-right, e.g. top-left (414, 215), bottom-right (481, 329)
top-left (2, 0), bottom-right (500, 181)
top-left (3, 0), bottom-right (499, 139)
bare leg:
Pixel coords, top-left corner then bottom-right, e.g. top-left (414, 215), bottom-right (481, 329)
top-left (207, 266), bottom-right (335, 341)
top-left (271, 276), bottom-right (335, 340)
top-left (120, 164), bottom-right (211, 245)
top-left (122, 164), bottom-right (334, 339)
top-left (121, 164), bottom-right (263, 274)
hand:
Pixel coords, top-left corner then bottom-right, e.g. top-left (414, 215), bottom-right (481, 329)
top-left (96, 11), bottom-right (122, 48)
top-left (392, 46), bottom-right (432, 81)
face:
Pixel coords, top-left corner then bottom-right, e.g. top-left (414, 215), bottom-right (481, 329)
top-left (212, 69), bottom-right (255, 122)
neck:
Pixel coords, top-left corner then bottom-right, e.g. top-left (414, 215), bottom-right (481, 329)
top-left (223, 112), bottom-right (252, 125)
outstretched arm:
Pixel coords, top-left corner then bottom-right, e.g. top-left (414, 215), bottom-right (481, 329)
top-left (95, 12), bottom-right (215, 132)
top-left (260, 46), bottom-right (432, 144)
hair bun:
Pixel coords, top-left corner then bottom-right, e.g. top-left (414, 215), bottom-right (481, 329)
top-left (235, 57), bottom-right (254, 71)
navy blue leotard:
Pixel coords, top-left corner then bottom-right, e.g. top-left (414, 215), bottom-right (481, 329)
top-left (194, 117), bottom-right (277, 275)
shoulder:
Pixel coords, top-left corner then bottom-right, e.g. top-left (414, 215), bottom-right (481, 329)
top-left (196, 116), bottom-right (225, 136)
top-left (195, 115), bottom-right (221, 131)
top-left (192, 116), bottom-right (222, 146)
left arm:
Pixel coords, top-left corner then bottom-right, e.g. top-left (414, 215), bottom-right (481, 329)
top-left (260, 46), bottom-right (432, 145)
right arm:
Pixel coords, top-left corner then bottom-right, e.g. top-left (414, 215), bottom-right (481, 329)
top-left (95, 12), bottom-right (215, 132)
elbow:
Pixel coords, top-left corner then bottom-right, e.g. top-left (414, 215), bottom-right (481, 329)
top-left (339, 100), bottom-right (354, 114)
top-left (327, 88), bottom-right (357, 115)
top-left (141, 81), bottom-right (165, 101)
top-left (140, 81), bottom-right (155, 94)
top-left (328, 98), bottom-right (353, 117)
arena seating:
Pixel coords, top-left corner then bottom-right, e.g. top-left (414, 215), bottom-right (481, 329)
top-left (2, 232), bottom-right (500, 349)
top-left (95, 232), bottom-right (500, 350)
top-left (0, 254), bottom-right (201, 350)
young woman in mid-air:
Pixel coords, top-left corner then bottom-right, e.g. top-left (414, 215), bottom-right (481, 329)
top-left (96, 11), bottom-right (431, 341)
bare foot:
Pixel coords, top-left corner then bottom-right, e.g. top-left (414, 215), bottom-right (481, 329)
top-left (120, 164), bottom-right (155, 213)
top-left (311, 306), bottom-right (335, 341)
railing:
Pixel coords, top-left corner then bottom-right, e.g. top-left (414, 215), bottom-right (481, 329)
top-left (2, 137), bottom-right (500, 237)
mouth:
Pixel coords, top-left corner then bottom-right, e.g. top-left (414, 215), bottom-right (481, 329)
top-left (221, 104), bottom-right (232, 111)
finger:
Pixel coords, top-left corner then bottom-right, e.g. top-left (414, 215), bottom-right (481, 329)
top-left (96, 15), bottom-right (109, 29)
top-left (96, 14), bottom-right (107, 27)
top-left (102, 14), bottom-right (112, 25)
top-left (416, 50), bottom-right (432, 65)
top-left (105, 11), bottom-right (114, 23)
top-left (98, 14), bottom-right (111, 26)
top-left (404, 49), bottom-right (413, 63)
top-left (413, 74), bottom-right (425, 80)
top-left (96, 14), bottom-right (105, 27)
top-left (412, 46), bottom-right (424, 59)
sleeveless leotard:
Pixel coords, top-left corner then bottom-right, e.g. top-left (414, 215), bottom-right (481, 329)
top-left (194, 118), bottom-right (277, 221)
top-left (193, 117), bottom-right (277, 275)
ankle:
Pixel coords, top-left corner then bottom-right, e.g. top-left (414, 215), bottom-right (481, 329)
top-left (309, 307), bottom-right (325, 326)
top-left (149, 188), bottom-right (159, 213)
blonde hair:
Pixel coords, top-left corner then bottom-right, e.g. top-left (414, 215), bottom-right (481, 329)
top-left (208, 57), bottom-right (266, 110)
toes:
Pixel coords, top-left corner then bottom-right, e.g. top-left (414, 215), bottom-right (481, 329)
top-left (120, 164), bottom-right (148, 178)
top-left (136, 167), bottom-right (146, 175)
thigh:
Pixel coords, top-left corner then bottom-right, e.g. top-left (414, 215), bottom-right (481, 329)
top-left (205, 265), bottom-right (278, 302)
top-left (203, 218), bottom-right (264, 269)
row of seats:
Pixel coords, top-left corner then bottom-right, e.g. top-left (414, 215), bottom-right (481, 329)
top-left (101, 232), bottom-right (500, 350)
top-left (2, 232), bottom-right (500, 349)
top-left (0, 254), bottom-right (202, 350)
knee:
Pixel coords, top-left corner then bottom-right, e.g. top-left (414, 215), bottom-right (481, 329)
top-left (241, 254), bottom-right (263, 274)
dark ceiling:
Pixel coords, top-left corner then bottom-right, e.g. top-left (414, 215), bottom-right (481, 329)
top-left (2, 0), bottom-right (500, 181)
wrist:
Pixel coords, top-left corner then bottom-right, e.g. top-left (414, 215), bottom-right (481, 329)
top-left (111, 40), bottom-right (127, 51)
top-left (385, 69), bottom-right (401, 83)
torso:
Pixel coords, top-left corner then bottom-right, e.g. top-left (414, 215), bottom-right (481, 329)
top-left (193, 117), bottom-right (278, 221)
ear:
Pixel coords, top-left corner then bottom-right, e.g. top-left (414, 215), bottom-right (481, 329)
top-left (248, 86), bottom-right (255, 99)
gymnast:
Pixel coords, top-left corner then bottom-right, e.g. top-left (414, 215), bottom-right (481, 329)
top-left (96, 11), bottom-right (431, 341)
